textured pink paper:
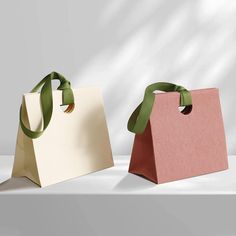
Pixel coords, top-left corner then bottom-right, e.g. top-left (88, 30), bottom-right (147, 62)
top-left (129, 88), bottom-right (228, 184)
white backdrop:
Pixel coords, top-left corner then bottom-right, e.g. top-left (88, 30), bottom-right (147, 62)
top-left (0, 0), bottom-right (235, 155)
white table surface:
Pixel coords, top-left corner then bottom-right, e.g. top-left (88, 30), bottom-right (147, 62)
top-left (0, 155), bottom-right (236, 195)
top-left (0, 155), bottom-right (236, 236)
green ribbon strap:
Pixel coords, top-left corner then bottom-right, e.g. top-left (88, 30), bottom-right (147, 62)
top-left (127, 82), bottom-right (192, 134)
top-left (20, 71), bottom-right (74, 139)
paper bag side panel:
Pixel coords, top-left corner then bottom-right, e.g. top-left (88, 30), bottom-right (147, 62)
top-left (12, 97), bottom-right (41, 186)
top-left (25, 88), bottom-right (113, 187)
top-left (150, 88), bottom-right (228, 184)
top-left (129, 122), bottom-right (157, 183)
top-left (12, 128), bottom-right (26, 177)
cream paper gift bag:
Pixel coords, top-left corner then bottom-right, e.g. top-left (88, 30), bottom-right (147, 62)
top-left (12, 72), bottom-right (113, 187)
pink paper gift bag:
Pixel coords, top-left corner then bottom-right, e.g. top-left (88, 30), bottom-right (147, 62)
top-left (128, 83), bottom-right (228, 184)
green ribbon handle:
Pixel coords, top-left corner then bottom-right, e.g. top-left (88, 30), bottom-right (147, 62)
top-left (127, 82), bottom-right (192, 134)
top-left (20, 71), bottom-right (74, 139)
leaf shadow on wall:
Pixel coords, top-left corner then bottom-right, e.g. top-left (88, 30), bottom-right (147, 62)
top-left (0, 0), bottom-right (236, 154)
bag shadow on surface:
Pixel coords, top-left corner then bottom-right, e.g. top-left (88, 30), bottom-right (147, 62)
top-left (114, 173), bottom-right (156, 192)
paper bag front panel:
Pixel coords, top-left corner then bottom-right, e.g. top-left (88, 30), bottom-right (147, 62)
top-left (150, 88), bottom-right (228, 183)
top-left (15, 88), bottom-right (113, 187)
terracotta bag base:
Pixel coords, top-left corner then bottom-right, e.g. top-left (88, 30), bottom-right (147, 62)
top-left (129, 168), bottom-right (229, 185)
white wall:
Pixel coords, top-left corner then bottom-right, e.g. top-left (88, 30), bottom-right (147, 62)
top-left (0, 0), bottom-right (235, 155)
